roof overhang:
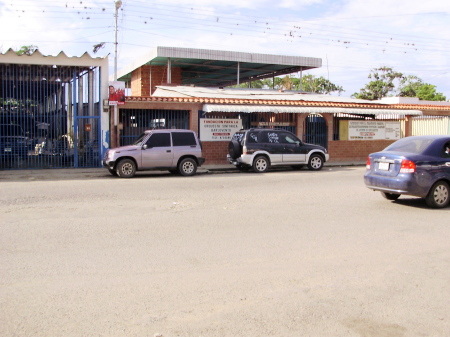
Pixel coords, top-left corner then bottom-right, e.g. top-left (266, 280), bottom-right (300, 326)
top-left (117, 46), bottom-right (322, 87)
top-left (203, 104), bottom-right (423, 116)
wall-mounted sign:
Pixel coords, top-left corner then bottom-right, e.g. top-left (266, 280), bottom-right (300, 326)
top-left (251, 122), bottom-right (295, 127)
top-left (348, 121), bottom-right (401, 140)
top-left (109, 81), bottom-right (125, 106)
top-left (200, 118), bottom-right (242, 141)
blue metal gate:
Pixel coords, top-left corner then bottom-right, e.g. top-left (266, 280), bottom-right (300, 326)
top-left (303, 113), bottom-right (328, 148)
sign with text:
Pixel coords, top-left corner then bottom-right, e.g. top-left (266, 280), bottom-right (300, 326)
top-left (200, 118), bottom-right (243, 141)
top-left (348, 121), bottom-right (401, 140)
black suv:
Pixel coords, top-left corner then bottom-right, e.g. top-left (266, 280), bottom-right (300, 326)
top-left (227, 129), bottom-right (329, 173)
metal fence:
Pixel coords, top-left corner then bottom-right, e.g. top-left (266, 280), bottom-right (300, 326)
top-left (411, 116), bottom-right (450, 136)
top-left (0, 63), bottom-right (102, 170)
top-left (119, 109), bottom-right (190, 145)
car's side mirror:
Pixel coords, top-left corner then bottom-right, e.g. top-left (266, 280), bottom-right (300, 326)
top-left (142, 144), bottom-right (148, 150)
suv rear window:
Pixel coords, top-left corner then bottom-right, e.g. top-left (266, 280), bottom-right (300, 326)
top-left (232, 132), bottom-right (245, 143)
top-left (172, 132), bottom-right (196, 146)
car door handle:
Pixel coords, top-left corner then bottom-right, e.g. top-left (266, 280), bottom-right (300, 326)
top-left (166, 150), bottom-right (171, 153)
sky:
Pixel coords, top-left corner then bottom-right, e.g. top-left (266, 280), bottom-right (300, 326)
top-left (1, 0), bottom-right (449, 99)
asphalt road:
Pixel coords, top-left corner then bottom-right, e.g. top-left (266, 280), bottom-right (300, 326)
top-left (1, 167), bottom-right (449, 337)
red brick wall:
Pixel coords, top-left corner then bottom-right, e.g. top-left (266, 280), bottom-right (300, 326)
top-left (202, 142), bottom-right (230, 165)
top-left (131, 65), bottom-right (182, 96)
top-left (327, 140), bottom-right (396, 162)
top-left (201, 139), bottom-right (398, 165)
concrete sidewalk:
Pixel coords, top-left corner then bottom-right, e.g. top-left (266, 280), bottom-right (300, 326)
top-left (0, 161), bottom-right (365, 181)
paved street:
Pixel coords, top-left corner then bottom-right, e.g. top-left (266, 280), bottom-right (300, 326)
top-left (1, 167), bottom-right (449, 337)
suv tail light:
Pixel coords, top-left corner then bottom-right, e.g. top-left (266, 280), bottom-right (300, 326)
top-left (400, 159), bottom-right (416, 173)
top-left (366, 157), bottom-right (371, 170)
top-left (243, 145), bottom-right (248, 155)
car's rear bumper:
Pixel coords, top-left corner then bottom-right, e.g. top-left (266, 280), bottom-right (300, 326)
top-left (364, 172), bottom-right (428, 197)
top-left (227, 154), bottom-right (252, 166)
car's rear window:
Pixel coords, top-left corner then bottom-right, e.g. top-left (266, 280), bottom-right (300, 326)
top-left (232, 132), bottom-right (245, 143)
top-left (172, 132), bottom-right (196, 146)
top-left (385, 138), bottom-right (434, 154)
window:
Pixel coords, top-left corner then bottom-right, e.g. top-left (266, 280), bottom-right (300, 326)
top-left (266, 131), bottom-right (281, 143)
top-left (172, 132), bottom-right (196, 146)
top-left (146, 133), bottom-right (171, 147)
top-left (442, 142), bottom-right (450, 158)
top-left (247, 132), bottom-right (259, 143)
top-left (280, 132), bottom-right (299, 144)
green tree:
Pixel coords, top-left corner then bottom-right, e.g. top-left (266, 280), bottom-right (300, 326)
top-left (16, 45), bottom-right (38, 56)
top-left (415, 84), bottom-right (446, 101)
top-left (398, 76), bottom-right (446, 101)
top-left (230, 74), bottom-right (344, 94)
top-left (300, 74), bottom-right (344, 95)
top-left (353, 66), bottom-right (404, 100)
top-left (398, 75), bottom-right (423, 97)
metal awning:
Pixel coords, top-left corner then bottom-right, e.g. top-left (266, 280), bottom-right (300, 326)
top-left (203, 104), bottom-right (423, 116)
top-left (117, 46), bottom-right (322, 87)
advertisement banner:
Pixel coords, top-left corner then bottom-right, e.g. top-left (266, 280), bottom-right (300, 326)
top-left (109, 81), bottom-right (125, 105)
top-left (200, 118), bottom-right (242, 141)
top-left (348, 121), bottom-right (400, 140)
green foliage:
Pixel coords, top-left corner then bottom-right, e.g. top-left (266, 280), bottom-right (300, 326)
top-left (16, 45), bottom-right (38, 56)
top-left (230, 75), bottom-right (344, 95)
top-left (300, 74), bottom-right (344, 95)
top-left (352, 66), bottom-right (403, 100)
top-left (353, 67), bottom-right (447, 101)
top-left (415, 84), bottom-right (446, 101)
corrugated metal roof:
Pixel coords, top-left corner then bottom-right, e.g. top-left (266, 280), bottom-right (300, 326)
top-left (0, 48), bottom-right (108, 67)
top-left (203, 104), bottom-right (422, 116)
top-left (117, 46), bottom-right (321, 87)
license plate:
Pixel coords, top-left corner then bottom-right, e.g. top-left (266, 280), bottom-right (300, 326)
top-left (378, 162), bottom-right (390, 171)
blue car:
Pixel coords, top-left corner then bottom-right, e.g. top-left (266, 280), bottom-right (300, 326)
top-left (364, 135), bottom-right (450, 208)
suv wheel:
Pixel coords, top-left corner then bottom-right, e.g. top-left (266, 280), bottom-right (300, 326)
top-left (178, 158), bottom-right (197, 176)
top-left (253, 156), bottom-right (269, 173)
top-left (108, 168), bottom-right (118, 176)
top-left (116, 159), bottom-right (136, 178)
top-left (308, 154), bottom-right (324, 171)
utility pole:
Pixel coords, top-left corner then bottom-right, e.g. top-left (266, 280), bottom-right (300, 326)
top-left (114, 0), bottom-right (122, 81)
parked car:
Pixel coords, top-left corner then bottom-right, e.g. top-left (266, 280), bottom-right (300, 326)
top-left (227, 128), bottom-right (329, 173)
top-left (0, 123), bottom-right (29, 160)
top-left (364, 135), bottom-right (450, 208)
top-left (103, 129), bottom-right (205, 178)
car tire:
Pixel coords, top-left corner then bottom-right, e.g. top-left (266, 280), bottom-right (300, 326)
top-left (425, 181), bottom-right (449, 208)
top-left (307, 154), bottom-right (324, 170)
top-left (178, 158), bottom-right (197, 176)
top-left (253, 155), bottom-right (269, 173)
top-left (116, 159), bottom-right (136, 178)
top-left (228, 140), bottom-right (242, 160)
top-left (381, 192), bottom-right (400, 201)
top-left (108, 168), bottom-right (118, 176)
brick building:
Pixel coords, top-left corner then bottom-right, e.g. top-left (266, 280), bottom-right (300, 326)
top-left (112, 47), bottom-right (450, 165)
